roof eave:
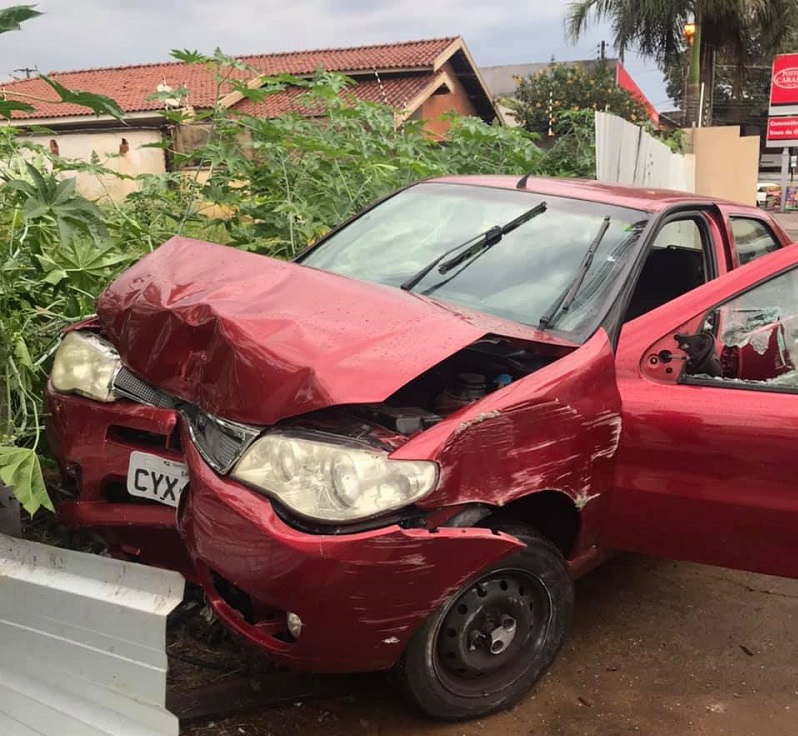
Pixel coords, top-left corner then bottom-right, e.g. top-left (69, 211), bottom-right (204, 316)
top-left (393, 70), bottom-right (456, 126)
top-left (219, 65), bottom-right (437, 110)
top-left (434, 37), bottom-right (504, 125)
top-left (4, 109), bottom-right (166, 128)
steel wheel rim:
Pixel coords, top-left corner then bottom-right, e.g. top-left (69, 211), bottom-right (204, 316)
top-left (432, 567), bottom-right (553, 698)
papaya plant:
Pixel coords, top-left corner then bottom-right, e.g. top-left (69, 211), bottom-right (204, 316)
top-left (0, 16), bottom-right (606, 517)
top-left (0, 5), bottom-right (132, 514)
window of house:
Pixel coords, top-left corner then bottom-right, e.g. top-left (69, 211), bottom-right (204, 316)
top-left (730, 218), bottom-right (781, 266)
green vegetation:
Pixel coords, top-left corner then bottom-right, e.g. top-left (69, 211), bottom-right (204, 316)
top-left (567, 0), bottom-right (798, 125)
top-left (0, 31), bottom-right (603, 515)
top-left (505, 62), bottom-right (650, 135)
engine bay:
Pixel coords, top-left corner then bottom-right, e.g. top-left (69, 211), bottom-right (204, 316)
top-left (285, 336), bottom-right (570, 445)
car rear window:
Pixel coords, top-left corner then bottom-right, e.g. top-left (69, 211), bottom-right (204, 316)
top-left (730, 217), bottom-right (781, 266)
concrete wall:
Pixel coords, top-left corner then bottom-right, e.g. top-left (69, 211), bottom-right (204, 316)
top-left (29, 129), bottom-right (166, 201)
top-left (684, 126), bottom-right (759, 206)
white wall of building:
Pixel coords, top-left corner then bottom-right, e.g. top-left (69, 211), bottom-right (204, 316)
top-left (29, 129), bottom-right (166, 201)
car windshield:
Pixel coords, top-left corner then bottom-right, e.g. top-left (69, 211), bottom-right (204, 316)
top-left (299, 182), bottom-right (649, 342)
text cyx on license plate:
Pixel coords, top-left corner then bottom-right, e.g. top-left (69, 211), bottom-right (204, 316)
top-left (127, 451), bottom-right (189, 508)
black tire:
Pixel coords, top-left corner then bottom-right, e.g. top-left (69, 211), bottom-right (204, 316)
top-left (396, 524), bottom-right (574, 720)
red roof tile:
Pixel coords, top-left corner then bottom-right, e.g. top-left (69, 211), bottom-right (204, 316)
top-left (2, 37), bottom-right (458, 120)
top-left (233, 74), bottom-right (438, 117)
top-left (237, 37), bottom-right (456, 75)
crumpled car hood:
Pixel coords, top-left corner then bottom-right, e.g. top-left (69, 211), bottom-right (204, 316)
top-left (96, 236), bottom-right (556, 426)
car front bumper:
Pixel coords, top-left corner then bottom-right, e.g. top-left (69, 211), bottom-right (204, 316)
top-left (178, 438), bottom-right (523, 672)
top-left (45, 386), bottom-right (522, 673)
top-left (45, 386), bottom-right (195, 578)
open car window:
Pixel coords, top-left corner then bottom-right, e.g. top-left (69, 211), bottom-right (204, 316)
top-left (625, 215), bottom-right (711, 322)
top-left (682, 265), bottom-right (798, 390)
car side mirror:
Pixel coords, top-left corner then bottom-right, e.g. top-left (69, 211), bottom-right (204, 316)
top-left (663, 331), bottom-right (722, 377)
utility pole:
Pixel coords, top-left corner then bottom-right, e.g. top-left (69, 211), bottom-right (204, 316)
top-left (684, 16), bottom-right (702, 127)
top-left (13, 67), bottom-right (35, 79)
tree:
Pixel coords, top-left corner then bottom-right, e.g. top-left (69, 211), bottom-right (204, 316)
top-left (664, 46), bottom-right (771, 129)
top-left (566, 0), bottom-right (798, 126)
top-left (665, 23), bottom-right (798, 130)
top-left (504, 62), bottom-right (650, 136)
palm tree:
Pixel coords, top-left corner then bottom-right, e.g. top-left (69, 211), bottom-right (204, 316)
top-left (566, 0), bottom-right (798, 126)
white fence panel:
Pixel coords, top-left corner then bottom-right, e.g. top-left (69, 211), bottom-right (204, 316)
top-left (0, 533), bottom-right (184, 736)
top-left (595, 112), bottom-right (695, 193)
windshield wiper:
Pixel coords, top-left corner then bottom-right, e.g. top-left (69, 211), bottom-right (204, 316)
top-left (400, 201), bottom-right (547, 292)
top-left (538, 216), bottom-right (612, 331)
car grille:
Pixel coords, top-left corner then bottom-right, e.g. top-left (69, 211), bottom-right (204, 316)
top-left (112, 367), bottom-right (260, 474)
top-left (113, 367), bottom-right (176, 410)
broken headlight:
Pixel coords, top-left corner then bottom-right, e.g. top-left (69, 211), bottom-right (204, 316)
top-left (230, 430), bottom-right (438, 523)
top-left (50, 331), bottom-right (121, 403)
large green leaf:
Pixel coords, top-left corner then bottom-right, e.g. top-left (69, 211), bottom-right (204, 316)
top-left (2, 179), bottom-right (36, 196)
top-left (170, 48), bottom-right (211, 65)
top-left (39, 75), bottom-right (126, 121)
top-left (0, 4), bottom-right (42, 34)
top-left (212, 47), bottom-right (255, 73)
top-left (25, 161), bottom-right (54, 200)
top-left (0, 446), bottom-right (53, 515)
top-left (0, 100), bottom-right (34, 119)
top-left (52, 177), bottom-right (76, 206)
top-left (13, 336), bottom-right (33, 371)
top-left (22, 195), bottom-right (48, 220)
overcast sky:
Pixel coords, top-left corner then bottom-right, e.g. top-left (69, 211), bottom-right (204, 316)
top-left (0, 0), bottom-right (671, 110)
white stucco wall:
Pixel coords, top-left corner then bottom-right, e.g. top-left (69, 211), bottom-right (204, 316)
top-left (28, 129), bottom-right (166, 201)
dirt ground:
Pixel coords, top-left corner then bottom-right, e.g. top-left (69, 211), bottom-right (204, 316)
top-left (176, 552), bottom-right (798, 736)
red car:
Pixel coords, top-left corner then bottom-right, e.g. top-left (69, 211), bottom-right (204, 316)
top-left (46, 176), bottom-right (796, 719)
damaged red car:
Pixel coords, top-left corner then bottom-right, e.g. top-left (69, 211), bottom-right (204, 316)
top-left (46, 175), bottom-right (798, 719)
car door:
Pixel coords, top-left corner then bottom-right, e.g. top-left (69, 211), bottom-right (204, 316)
top-left (717, 206), bottom-right (791, 267)
top-left (603, 244), bottom-right (798, 579)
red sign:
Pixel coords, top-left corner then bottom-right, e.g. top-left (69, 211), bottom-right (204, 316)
top-left (770, 53), bottom-right (798, 110)
top-left (766, 115), bottom-right (798, 147)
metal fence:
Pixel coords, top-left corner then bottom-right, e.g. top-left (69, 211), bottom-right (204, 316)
top-left (0, 532), bottom-right (184, 735)
top-left (595, 111), bottom-right (696, 192)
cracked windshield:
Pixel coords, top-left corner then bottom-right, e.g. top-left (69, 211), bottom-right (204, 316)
top-left (301, 182), bottom-right (647, 339)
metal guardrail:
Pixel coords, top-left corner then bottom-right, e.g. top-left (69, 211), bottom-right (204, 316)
top-left (0, 532), bottom-right (184, 735)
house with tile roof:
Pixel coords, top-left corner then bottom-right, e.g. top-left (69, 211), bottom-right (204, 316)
top-left (1, 37), bottom-right (499, 199)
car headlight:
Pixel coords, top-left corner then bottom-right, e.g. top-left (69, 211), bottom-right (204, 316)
top-left (231, 431), bottom-right (438, 523)
top-left (50, 331), bottom-right (121, 403)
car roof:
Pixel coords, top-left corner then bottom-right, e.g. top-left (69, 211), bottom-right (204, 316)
top-left (428, 175), bottom-right (759, 214)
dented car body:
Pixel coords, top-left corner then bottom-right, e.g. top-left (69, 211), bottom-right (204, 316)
top-left (45, 176), bottom-right (798, 719)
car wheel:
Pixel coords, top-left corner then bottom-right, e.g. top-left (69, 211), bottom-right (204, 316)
top-left (396, 524), bottom-right (574, 720)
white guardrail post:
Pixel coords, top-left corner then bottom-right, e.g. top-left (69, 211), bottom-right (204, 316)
top-left (0, 532), bottom-right (185, 736)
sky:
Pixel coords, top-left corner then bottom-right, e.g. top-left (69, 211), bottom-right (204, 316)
top-left (0, 0), bottom-right (672, 111)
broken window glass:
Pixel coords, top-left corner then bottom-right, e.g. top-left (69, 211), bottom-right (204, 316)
top-left (689, 267), bottom-right (798, 388)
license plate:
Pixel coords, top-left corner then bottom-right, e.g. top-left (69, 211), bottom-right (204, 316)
top-left (126, 451), bottom-right (189, 508)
